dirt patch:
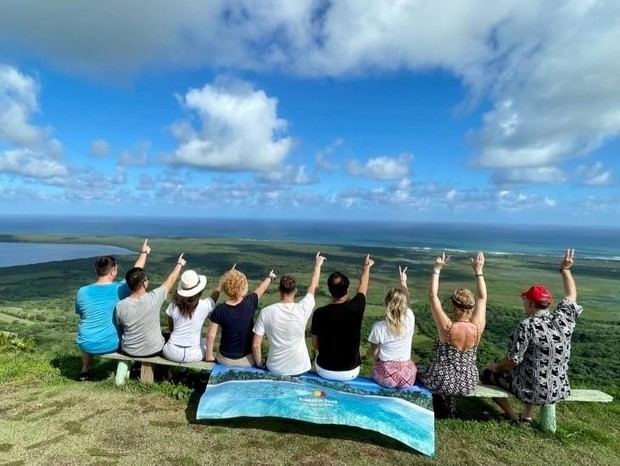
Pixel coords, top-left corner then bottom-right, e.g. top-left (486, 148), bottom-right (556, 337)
top-left (0, 443), bottom-right (13, 452)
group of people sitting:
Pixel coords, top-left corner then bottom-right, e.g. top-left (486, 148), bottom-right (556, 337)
top-left (75, 240), bottom-right (582, 422)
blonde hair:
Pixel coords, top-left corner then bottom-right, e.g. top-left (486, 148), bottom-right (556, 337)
top-left (451, 288), bottom-right (475, 320)
top-left (222, 270), bottom-right (248, 299)
top-left (383, 287), bottom-right (409, 337)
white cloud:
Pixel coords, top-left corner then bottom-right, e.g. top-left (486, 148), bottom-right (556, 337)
top-left (255, 165), bottom-right (315, 185)
top-left (90, 139), bottom-right (110, 157)
top-left (2, 2), bottom-right (620, 190)
top-left (347, 153), bottom-right (411, 180)
top-left (0, 147), bottom-right (69, 179)
top-left (119, 141), bottom-right (150, 166)
top-left (0, 64), bottom-right (69, 180)
top-left (575, 162), bottom-right (613, 186)
top-left (0, 64), bottom-right (43, 146)
top-left (171, 77), bottom-right (293, 171)
top-left (493, 166), bottom-right (567, 185)
top-left (315, 138), bottom-right (344, 172)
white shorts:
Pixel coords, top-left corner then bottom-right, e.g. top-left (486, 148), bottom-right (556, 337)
top-left (162, 338), bottom-right (206, 363)
top-left (315, 360), bottom-right (360, 381)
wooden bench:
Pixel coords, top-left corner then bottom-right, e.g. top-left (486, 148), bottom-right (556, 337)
top-left (467, 384), bottom-right (613, 433)
top-left (101, 352), bottom-right (214, 386)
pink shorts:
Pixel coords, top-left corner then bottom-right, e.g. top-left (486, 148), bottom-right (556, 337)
top-left (372, 359), bottom-right (417, 389)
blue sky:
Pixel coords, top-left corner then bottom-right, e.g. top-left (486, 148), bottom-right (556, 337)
top-left (0, 1), bottom-right (619, 225)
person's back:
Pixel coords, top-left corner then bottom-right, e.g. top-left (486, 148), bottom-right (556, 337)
top-left (76, 281), bottom-right (128, 354)
top-left (116, 286), bottom-right (167, 357)
top-left (116, 254), bottom-right (186, 358)
top-left (418, 252), bottom-right (487, 416)
top-left (311, 255), bottom-right (374, 381)
top-left (210, 293), bottom-right (258, 360)
top-left (508, 298), bottom-right (582, 405)
top-left (256, 294), bottom-right (315, 375)
top-left (167, 299), bottom-right (214, 348)
top-left (312, 293), bottom-right (365, 371)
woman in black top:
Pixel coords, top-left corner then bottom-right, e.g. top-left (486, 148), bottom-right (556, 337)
top-left (205, 267), bottom-right (276, 367)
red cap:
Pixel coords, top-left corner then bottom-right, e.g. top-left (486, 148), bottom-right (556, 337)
top-left (521, 284), bottom-right (553, 307)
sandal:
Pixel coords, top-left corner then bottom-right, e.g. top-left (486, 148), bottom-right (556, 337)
top-left (518, 414), bottom-right (533, 423)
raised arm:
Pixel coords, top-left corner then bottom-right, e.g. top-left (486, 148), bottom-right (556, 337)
top-left (399, 265), bottom-right (409, 294)
top-left (133, 238), bottom-right (151, 269)
top-left (254, 270), bottom-right (277, 299)
top-left (357, 254), bottom-right (375, 296)
top-left (205, 321), bottom-right (218, 362)
top-left (428, 252), bottom-right (452, 337)
top-left (470, 251), bottom-right (487, 331)
top-left (560, 248), bottom-right (577, 301)
top-left (308, 252), bottom-right (326, 295)
top-left (162, 254), bottom-right (186, 293)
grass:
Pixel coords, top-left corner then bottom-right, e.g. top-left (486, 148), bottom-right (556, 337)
top-left (0, 235), bottom-right (619, 464)
top-left (1, 351), bottom-right (618, 465)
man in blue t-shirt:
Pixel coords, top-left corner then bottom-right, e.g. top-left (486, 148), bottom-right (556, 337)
top-left (75, 239), bottom-right (151, 380)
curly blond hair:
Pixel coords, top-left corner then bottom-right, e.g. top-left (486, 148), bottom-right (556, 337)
top-left (222, 269), bottom-right (248, 299)
top-left (451, 288), bottom-right (475, 320)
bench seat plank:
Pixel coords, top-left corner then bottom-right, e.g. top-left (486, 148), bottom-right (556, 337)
top-left (467, 385), bottom-right (613, 402)
top-left (101, 352), bottom-right (214, 371)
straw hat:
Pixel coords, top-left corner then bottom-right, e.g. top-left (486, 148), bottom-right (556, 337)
top-left (177, 270), bottom-right (207, 297)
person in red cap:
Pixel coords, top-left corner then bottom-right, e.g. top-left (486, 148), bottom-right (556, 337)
top-left (482, 249), bottom-right (583, 422)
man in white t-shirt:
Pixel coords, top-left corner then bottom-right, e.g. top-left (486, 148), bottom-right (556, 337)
top-left (252, 252), bottom-right (326, 376)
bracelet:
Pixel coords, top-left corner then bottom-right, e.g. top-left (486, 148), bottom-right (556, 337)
top-left (432, 271), bottom-right (440, 275)
top-left (141, 250), bottom-right (149, 255)
top-left (475, 274), bottom-right (484, 277)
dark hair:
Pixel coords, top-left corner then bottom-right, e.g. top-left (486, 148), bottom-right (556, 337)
top-left (279, 275), bottom-right (297, 294)
top-left (327, 272), bottom-right (349, 299)
top-left (174, 292), bottom-right (202, 319)
top-left (125, 267), bottom-right (147, 292)
top-left (95, 256), bottom-right (117, 277)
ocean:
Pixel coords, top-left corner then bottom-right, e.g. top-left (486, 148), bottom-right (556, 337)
top-left (1, 215), bottom-right (619, 260)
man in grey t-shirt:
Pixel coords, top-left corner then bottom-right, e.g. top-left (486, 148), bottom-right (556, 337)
top-left (116, 252), bottom-right (186, 357)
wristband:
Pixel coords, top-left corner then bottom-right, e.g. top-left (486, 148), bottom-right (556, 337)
top-left (475, 274), bottom-right (484, 277)
top-left (432, 271), bottom-right (440, 275)
top-left (141, 250), bottom-right (149, 255)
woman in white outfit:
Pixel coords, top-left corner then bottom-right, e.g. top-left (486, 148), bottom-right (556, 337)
top-left (162, 269), bottom-right (224, 363)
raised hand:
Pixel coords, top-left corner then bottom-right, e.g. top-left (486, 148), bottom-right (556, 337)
top-left (364, 254), bottom-right (375, 269)
top-left (433, 252), bottom-right (450, 272)
top-left (315, 251), bottom-right (327, 267)
top-left (268, 270), bottom-right (277, 280)
top-left (561, 248), bottom-right (575, 270)
top-left (177, 253), bottom-right (186, 267)
top-left (471, 251), bottom-right (485, 275)
top-left (399, 265), bottom-right (408, 286)
top-left (141, 239), bottom-right (151, 255)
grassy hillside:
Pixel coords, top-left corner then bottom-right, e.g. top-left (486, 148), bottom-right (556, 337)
top-left (0, 235), bottom-right (619, 464)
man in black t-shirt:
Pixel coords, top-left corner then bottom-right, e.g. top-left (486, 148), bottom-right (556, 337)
top-left (311, 254), bottom-right (374, 381)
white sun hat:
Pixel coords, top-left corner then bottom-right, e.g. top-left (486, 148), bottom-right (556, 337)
top-left (177, 270), bottom-right (207, 297)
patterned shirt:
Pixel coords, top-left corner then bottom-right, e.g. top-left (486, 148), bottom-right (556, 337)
top-left (507, 299), bottom-right (583, 405)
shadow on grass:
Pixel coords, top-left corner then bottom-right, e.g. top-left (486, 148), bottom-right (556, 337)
top-left (50, 353), bottom-right (117, 382)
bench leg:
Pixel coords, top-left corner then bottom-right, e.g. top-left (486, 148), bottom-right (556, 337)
top-left (140, 362), bottom-right (154, 384)
top-left (115, 360), bottom-right (132, 386)
top-left (540, 404), bottom-right (556, 433)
